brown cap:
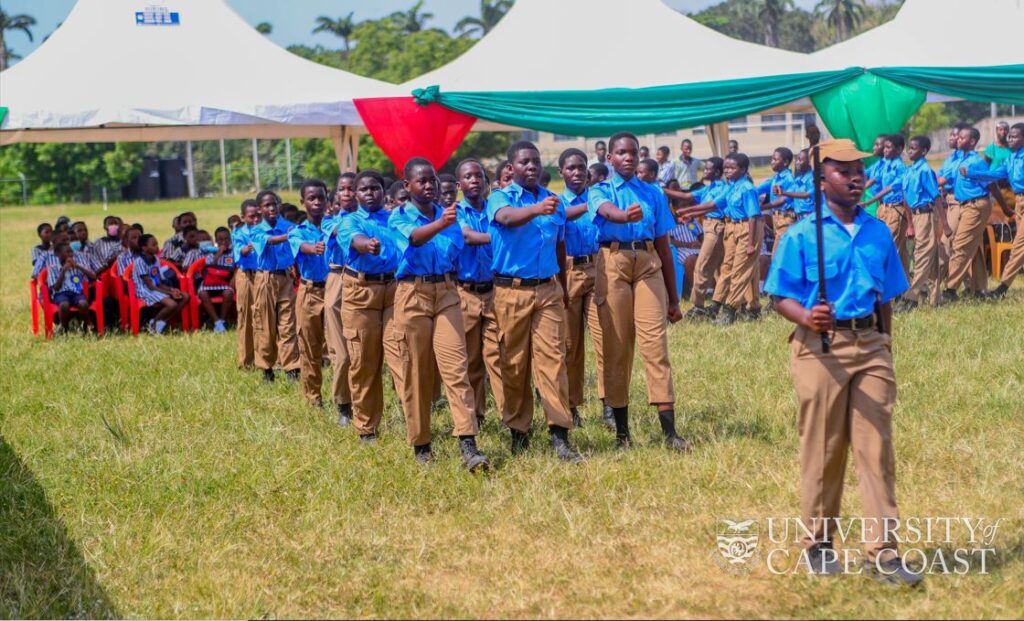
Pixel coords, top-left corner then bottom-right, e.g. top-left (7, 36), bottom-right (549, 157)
top-left (814, 138), bottom-right (872, 162)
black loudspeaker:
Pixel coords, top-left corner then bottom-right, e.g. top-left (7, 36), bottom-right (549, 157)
top-left (159, 158), bottom-right (187, 199)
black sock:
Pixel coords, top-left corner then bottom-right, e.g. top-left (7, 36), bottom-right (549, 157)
top-left (612, 407), bottom-right (629, 438)
top-left (658, 409), bottom-right (678, 438)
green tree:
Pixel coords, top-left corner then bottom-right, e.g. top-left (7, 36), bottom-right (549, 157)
top-left (906, 103), bottom-right (952, 138)
top-left (0, 9), bottom-right (36, 71)
top-left (345, 18), bottom-right (472, 84)
top-left (389, 0), bottom-right (434, 34)
top-left (815, 0), bottom-right (866, 43)
top-left (454, 0), bottom-right (513, 38)
top-left (255, 21), bottom-right (272, 35)
top-left (758, 0), bottom-right (794, 48)
top-left (313, 12), bottom-right (357, 59)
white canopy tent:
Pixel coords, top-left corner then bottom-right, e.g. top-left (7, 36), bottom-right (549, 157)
top-left (0, 0), bottom-right (405, 173)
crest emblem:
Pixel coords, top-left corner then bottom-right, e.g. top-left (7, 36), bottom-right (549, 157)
top-left (714, 519), bottom-right (761, 574)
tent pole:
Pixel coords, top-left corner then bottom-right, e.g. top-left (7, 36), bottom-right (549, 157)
top-left (219, 139), bottom-right (227, 196)
top-left (285, 138), bottom-right (294, 191)
top-left (185, 139), bottom-right (196, 199)
top-left (330, 126), bottom-right (347, 174)
top-left (252, 137), bottom-right (260, 190)
top-left (991, 102), bottom-right (997, 140)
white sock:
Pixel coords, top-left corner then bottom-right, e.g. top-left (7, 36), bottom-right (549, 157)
top-left (155, 320), bottom-right (167, 334)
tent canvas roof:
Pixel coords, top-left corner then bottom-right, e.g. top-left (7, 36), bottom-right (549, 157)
top-left (0, 0), bottom-right (402, 142)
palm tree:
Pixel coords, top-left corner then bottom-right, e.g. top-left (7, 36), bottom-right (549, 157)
top-left (390, 1), bottom-right (434, 34)
top-left (255, 21), bottom-right (272, 35)
top-left (454, 0), bottom-right (513, 38)
top-left (758, 0), bottom-right (794, 48)
top-left (815, 0), bottom-right (866, 42)
top-left (0, 9), bottom-right (36, 71)
top-left (312, 12), bottom-right (357, 59)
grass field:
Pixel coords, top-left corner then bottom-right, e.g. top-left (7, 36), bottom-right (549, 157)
top-left (1, 196), bottom-right (1023, 619)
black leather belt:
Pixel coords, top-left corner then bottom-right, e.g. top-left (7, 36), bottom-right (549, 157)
top-left (724, 217), bottom-right (750, 224)
top-left (776, 209), bottom-right (796, 217)
top-left (242, 269), bottom-right (255, 275)
top-left (300, 279), bottom-right (326, 288)
top-left (571, 254), bottom-right (595, 266)
top-left (398, 273), bottom-right (452, 284)
top-left (1015, 192), bottom-right (1024, 197)
top-left (834, 315), bottom-right (876, 330)
top-left (494, 274), bottom-right (553, 288)
top-left (459, 280), bottom-right (494, 293)
top-left (267, 269), bottom-right (289, 276)
top-left (344, 267), bottom-right (395, 282)
top-left (599, 240), bottom-right (652, 251)
top-left (909, 206), bottom-right (934, 214)
top-left (962, 197), bottom-right (988, 206)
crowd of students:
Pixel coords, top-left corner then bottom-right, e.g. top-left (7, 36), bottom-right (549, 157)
top-left (28, 123), bottom-right (1021, 471)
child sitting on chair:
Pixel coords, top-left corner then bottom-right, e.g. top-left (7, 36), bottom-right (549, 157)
top-left (198, 227), bottom-right (236, 333)
top-left (132, 234), bottom-right (190, 335)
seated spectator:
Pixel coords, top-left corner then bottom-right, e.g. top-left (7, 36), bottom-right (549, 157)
top-left (46, 241), bottom-right (98, 333)
top-left (33, 229), bottom-right (70, 279)
top-left (132, 234), bottom-right (189, 335)
top-left (32, 223), bottom-right (53, 267)
top-left (669, 219), bottom-right (703, 299)
top-left (92, 215), bottom-right (124, 273)
top-left (162, 211), bottom-right (197, 264)
top-left (198, 227), bottom-right (237, 333)
top-left (178, 225), bottom-right (204, 270)
top-left (70, 221), bottom-right (96, 266)
top-left (116, 227), bottom-right (143, 274)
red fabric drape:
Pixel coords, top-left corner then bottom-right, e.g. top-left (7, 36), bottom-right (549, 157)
top-left (353, 97), bottom-right (477, 177)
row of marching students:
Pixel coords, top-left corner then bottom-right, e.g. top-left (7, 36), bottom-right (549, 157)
top-left (232, 134), bottom-right (692, 469)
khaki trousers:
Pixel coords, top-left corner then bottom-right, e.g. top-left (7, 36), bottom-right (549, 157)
top-left (940, 199), bottom-right (987, 292)
top-left (565, 261), bottom-right (605, 407)
top-left (296, 281), bottom-right (326, 404)
top-left (595, 246), bottom-right (674, 409)
top-left (790, 326), bottom-right (900, 562)
top-left (721, 221), bottom-right (765, 311)
top-left (342, 274), bottom-right (403, 436)
top-left (235, 270), bottom-right (255, 369)
top-left (458, 286), bottom-right (504, 421)
top-left (905, 208), bottom-right (940, 306)
top-left (1000, 195), bottom-right (1024, 286)
top-left (946, 197), bottom-right (992, 291)
top-left (324, 271), bottom-right (352, 406)
top-left (691, 218), bottom-right (725, 307)
top-left (877, 203), bottom-right (911, 280)
top-left (493, 279), bottom-right (573, 432)
top-left (771, 211), bottom-right (798, 256)
top-left (253, 271), bottom-right (299, 371)
top-left (393, 278), bottom-right (478, 447)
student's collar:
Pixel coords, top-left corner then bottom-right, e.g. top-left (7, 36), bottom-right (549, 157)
top-left (403, 200), bottom-right (440, 219)
top-left (561, 186), bottom-right (586, 202)
top-left (458, 197), bottom-right (485, 212)
top-left (610, 172), bottom-right (633, 188)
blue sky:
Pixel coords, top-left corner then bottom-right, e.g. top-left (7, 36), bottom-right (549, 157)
top-left (3, 0), bottom-right (819, 61)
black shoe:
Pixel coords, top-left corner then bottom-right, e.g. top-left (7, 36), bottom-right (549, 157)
top-left (942, 288), bottom-right (958, 303)
top-left (601, 402), bottom-right (616, 431)
top-left (570, 406), bottom-right (583, 428)
top-left (612, 407), bottom-right (631, 448)
top-left (286, 369), bottom-right (300, 382)
top-left (657, 409), bottom-right (691, 452)
top-left (262, 368), bottom-right (275, 383)
top-left (742, 308), bottom-right (761, 322)
top-left (413, 443), bottom-right (433, 464)
top-left (359, 433), bottom-right (378, 445)
top-left (713, 305), bottom-right (737, 325)
top-left (431, 396), bottom-right (449, 412)
top-left (987, 283), bottom-right (1009, 299)
top-left (476, 415), bottom-right (486, 430)
top-left (459, 436), bottom-right (490, 472)
top-left (549, 426), bottom-right (584, 463)
top-left (865, 557), bottom-right (924, 588)
top-left (321, 357), bottom-right (331, 369)
top-left (337, 403), bottom-right (353, 427)
top-left (894, 299), bottom-right (918, 313)
top-left (707, 300), bottom-right (722, 319)
top-left (804, 542), bottom-right (842, 576)
top-left (684, 305), bottom-right (710, 321)
top-left (764, 298), bottom-right (775, 314)
top-left (510, 429), bottom-right (530, 455)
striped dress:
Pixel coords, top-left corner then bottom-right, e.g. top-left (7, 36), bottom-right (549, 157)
top-left (116, 250), bottom-right (137, 275)
top-left (131, 255), bottom-right (168, 305)
top-left (91, 236), bottom-right (123, 269)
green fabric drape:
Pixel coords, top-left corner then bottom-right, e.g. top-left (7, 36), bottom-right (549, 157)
top-left (413, 68), bottom-right (862, 137)
top-left (811, 72), bottom-right (927, 152)
top-left (871, 64), bottom-right (1024, 106)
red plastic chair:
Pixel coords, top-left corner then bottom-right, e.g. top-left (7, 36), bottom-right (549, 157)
top-left (123, 259), bottom-right (190, 335)
top-left (110, 262), bottom-right (131, 331)
top-left (37, 268), bottom-right (105, 338)
top-left (30, 277), bottom-right (40, 335)
top-left (184, 258), bottom-right (205, 331)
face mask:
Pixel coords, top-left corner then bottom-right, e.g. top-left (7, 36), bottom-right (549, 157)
top-left (200, 242), bottom-right (218, 253)
top-left (107, 225), bottom-right (120, 237)
top-left (70, 241), bottom-right (82, 252)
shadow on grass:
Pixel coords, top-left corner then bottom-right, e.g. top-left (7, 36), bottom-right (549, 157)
top-left (0, 437), bottom-right (118, 619)
top-left (685, 406), bottom-right (788, 445)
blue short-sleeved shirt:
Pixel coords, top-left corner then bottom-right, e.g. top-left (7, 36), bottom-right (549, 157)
top-left (966, 147), bottom-right (1023, 193)
top-left (250, 218), bottom-right (295, 271)
top-left (765, 206), bottom-right (909, 320)
top-left (389, 201), bottom-right (463, 278)
top-left (757, 169), bottom-right (797, 212)
top-left (587, 173), bottom-right (675, 242)
top-left (335, 207), bottom-right (402, 275)
top-left (321, 213), bottom-right (350, 269)
top-left (455, 199), bottom-right (494, 282)
top-left (790, 171), bottom-right (815, 215)
top-left (879, 157), bottom-right (908, 204)
top-left (937, 150), bottom-right (964, 192)
top-left (865, 159), bottom-right (886, 188)
top-left (231, 225), bottom-right (259, 271)
top-left (692, 180), bottom-right (728, 219)
top-left (902, 158), bottom-right (941, 209)
top-left (560, 187), bottom-right (600, 258)
top-left (487, 182), bottom-right (566, 279)
top-left (952, 151), bottom-right (992, 202)
top-left (713, 179), bottom-right (762, 221)
top-left (287, 221), bottom-right (330, 281)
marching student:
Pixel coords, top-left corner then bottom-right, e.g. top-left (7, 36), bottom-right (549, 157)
top-left (232, 199), bottom-right (262, 370)
top-left (588, 162), bottom-right (609, 187)
top-left (764, 138), bottom-right (920, 587)
top-left (438, 173), bottom-right (459, 209)
top-left (251, 190), bottom-right (300, 383)
top-left (322, 176), bottom-right (357, 426)
top-left (336, 170), bottom-right (405, 442)
top-left (756, 147), bottom-right (798, 256)
top-left (896, 136), bottom-right (948, 310)
top-left (779, 148), bottom-right (815, 221)
top-left (588, 132), bottom-right (689, 451)
top-left (454, 158), bottom-right (504, 428)
top-left (558, 148), bottom-right (605, 429)
top-left (287, 180), bottom-right (332, 407)
top-left (390, 157), bottom-right (489, 470)
top-left (942, 126), bottom-right (993, 301)
top-left (488, 141), bottom-right (584, 462)
top-left (861, 134), bottom-right (910, 278)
